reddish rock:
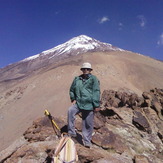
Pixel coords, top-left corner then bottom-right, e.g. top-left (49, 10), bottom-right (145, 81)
top-left (101, 89), bottom-right (141, 109)
top-left (92, 133), bottom-right (103, 147)
top-left (144, 99), bottom-right (152, 107)
top-left (152, 101), bottom-right (163, 120)
top-left (101, 132), bottom-right (127, 154)
top-left (127, 93), bottom-right (139, 108)
top-left (77, 144), bottom-right (104, 162)
top-left (97, 126), bottom-right (109, 134)
top-left (133, 110), bottom-right (151, 133)
top-left (23, 116), bottom-right (65, 142)
top-left (137, 97), bottom-right (144, 107)
top-left (92, 130), bottom-right (127, 154)
top-left (101, 90), bottom-right (120, 108)
top-left (115, 91), bottom-right (123, 100)
top-left (157, 122), bottom-right (163, 143)
top-left (142, 92), bottom-right (152, 100)
top-left (94, 112), bottom-right (106, 129)
top-left (134, 155), bottom-right (150, 163)
top-left (101, 132), bottom-right (116, 149)
top-left (120, 92), bottom-right (129, 106)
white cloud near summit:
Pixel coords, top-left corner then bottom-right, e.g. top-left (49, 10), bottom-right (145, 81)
top-left (137, 15), bottom-right (146, 28)
top-left (157, 33), bottom-right (163, 46)
top-left (98, 16), bottom-right (110, 24)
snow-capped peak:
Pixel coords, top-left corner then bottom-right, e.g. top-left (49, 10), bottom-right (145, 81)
top-left (22, 35), bottom-right (124, 62)
top-left (41, 35), bottom-right (99, 55)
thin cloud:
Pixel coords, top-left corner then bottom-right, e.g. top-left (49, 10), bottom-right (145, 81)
top-left (137, 15), bottom-right (146, 28)
top-left (118, 22), bottom-right (124, 30)
top-left (98, 16), bottom-right (110, 24)
top-left (157, 33), bottom-right (163, 46)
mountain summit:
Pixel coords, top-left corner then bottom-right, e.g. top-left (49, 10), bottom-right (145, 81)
top-left (22, 35), bottom-right (124, 62)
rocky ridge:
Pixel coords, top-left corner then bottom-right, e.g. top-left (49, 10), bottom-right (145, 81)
top-left (0, 88), bottom-right (162, 163)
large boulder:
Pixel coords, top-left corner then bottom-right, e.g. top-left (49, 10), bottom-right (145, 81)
top-left (23, 116), bottom-right (66, 142)
top-left (92, 130), bottom-right (128, 154)
top-left (132, 109), bottom-right (152, 133)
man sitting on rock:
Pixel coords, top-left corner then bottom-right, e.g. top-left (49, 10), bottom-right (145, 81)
top-left (67, 62), bottom-right (101, 148)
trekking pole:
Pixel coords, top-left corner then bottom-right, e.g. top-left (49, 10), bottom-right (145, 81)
top-left (44, 109), bottom-right (61, 137)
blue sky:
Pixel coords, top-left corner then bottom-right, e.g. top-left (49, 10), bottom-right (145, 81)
top-left (0, 0), bottom-right (163, 68)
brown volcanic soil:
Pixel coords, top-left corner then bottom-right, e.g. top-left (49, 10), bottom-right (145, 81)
top-left (0, 51), bottom-right (163, 151)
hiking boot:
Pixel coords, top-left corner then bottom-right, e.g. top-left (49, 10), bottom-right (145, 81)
top-left (68, 133), bottom-right (77, 138)
top-left (84, 143), bottom-right (92, 148)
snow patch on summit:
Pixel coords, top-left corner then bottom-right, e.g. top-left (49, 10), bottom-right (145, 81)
top-left (42, 35), bottom-right (99, 55)
top-left (22, 54), bottom-right (40, 62)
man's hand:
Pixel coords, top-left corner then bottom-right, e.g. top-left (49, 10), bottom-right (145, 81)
top-left (94, 108), bottom-right (101, 112)
top-left (72, 100), bottom-right (76, 105)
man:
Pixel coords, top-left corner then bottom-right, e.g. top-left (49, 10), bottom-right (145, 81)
top-left (68, 62), bottom-right (100, 148)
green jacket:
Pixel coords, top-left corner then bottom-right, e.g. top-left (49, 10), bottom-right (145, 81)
top-left (69, 74), bottom-right (100, 110)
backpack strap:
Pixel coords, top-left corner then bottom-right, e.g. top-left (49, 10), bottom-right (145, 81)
top-left (54, 136), bottom-right (70, 157)
top-left (54, 134), bottom-right (78, 162)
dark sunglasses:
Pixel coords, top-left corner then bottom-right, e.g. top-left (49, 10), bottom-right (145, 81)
top-left (81, 68), bottom-right (92, 71)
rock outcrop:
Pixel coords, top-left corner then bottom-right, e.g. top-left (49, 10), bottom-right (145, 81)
top-left (0, 88), bottom-right (163, 163)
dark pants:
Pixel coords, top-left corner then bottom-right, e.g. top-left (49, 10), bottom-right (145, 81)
top-left (68, 104), bottom-right (94, 145)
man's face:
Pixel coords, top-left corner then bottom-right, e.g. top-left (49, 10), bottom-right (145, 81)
top-left (81, 68), bottom-right (92, 74)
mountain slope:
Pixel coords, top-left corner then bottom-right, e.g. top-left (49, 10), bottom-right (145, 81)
top-left (0, 35), bottom-right (123, 82)
top-left (0, 35), bottom-right (163, 152)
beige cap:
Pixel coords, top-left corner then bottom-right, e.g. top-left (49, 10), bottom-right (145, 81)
top-left (81, 62), bottom-right (92, 70)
